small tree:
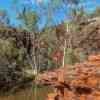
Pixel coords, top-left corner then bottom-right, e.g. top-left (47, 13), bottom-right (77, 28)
top-left (16, 7), bottom-right (39, 77)
top-left (17, 7), bottom-right (37, 31)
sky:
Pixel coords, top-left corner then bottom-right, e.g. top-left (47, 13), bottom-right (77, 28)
top-left (0, 0), bottom-right (100, 29)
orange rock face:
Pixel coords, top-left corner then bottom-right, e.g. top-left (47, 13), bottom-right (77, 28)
top-left (88, 54), bottom-right (100, 62)
top-left (37, 54), bottom-right (100, 100)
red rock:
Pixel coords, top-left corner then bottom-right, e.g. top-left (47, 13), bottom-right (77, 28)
top-left (37, 53), bottom-right (100, 100)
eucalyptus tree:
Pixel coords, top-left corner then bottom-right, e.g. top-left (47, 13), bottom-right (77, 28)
top-left (15, 6), bottom-right (40, 81)
top-left (17, 8), bottom-right (37, 31)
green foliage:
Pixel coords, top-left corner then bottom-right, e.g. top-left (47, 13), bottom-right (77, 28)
top-left (64, 48), bottom-right (77, 65)
top-left (0, 36), bottom-right (31, 70)
top-left (17, 8), bottom-right (38, 31)
top-left (0, 36), bottom-right (33, 92)
top-left (0, 38), bottom-right (16, 57)
top-left (17, 7), bottom-right (39, 73)
top-left (39, 27), bottom-right (55, 70)
top-left (64, 48), bottom-right (86, 65)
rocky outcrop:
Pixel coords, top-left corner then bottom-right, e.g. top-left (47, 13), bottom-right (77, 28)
top-left (72, 17), bottom-right (100, 54)
top-left (38, 54), bottom-right (100, 100)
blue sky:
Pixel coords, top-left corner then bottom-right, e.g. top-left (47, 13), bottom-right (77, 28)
top-left (0, 0), bottom-right (100, 29)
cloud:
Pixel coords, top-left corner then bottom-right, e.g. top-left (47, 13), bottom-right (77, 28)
top-left (36, 0), bottom-right (43, 3)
